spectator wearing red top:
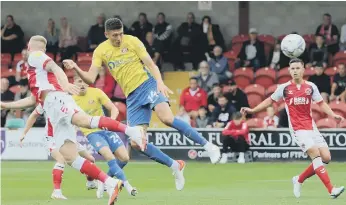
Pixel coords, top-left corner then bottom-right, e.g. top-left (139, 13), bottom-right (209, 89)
top-left (219, 112), bottom-right (249, 164)
top-left (94, 68), bottom-right (115, 98)
top-left (15, 48), bottom-right (28, 82)
top-left (263, 106), bottom-right (279, 128)
top-left (180, 77), bottom-right (207, 118)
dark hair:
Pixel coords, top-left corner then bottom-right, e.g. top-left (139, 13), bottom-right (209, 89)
top-left (323, 13), bottom-right (331, 18)
top-left (190, 77), bottom-right (198, 81)
top-left (212, 83), bottom-right (220, 88)
top-left (315, 34), bottom-right (325, 39)
top-left (232, 112), bottom-right (242, 120)
top-left (139, 13), bottom-right (147, 19)
top-left (314, 62), bottom-right (324, 68)
top-left (7, 15), bottom-right (14, 21)
top-left (187, 12), bottom-right (195, 20)
top-left (218, 95), bottom-right (227, 100)
top-left (157, 12), bottom-right (165, 18)
top-left (202, 16), bottom-right (211, 24)
top-left (105, 18), bottom-right (123, 31)
top-left (289, 58), bottom-right (304, 66)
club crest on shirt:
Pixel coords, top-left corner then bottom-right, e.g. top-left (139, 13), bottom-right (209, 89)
top-left (305, 88), bottom-right (312, 96)
top-left (288, 90), bottom-right (293, 95)
top-left (121, 48), bottom-right (128, 53)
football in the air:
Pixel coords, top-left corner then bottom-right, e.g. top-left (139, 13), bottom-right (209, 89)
top-left (280, 34), bottom-right (306, 58)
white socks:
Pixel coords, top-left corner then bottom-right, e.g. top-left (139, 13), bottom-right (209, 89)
top-left (170, 160), bottom-right (180, 171)
top-left (53, 163), bottom-right (65, 171)
top-left (90, 116), bottom-right (101, 129)
top-left (312, 157), bottom-right (324, 170)
top-left (71, 156), bottom-right (86, 170)
top-left (203, 142), bottom-right (212, 151)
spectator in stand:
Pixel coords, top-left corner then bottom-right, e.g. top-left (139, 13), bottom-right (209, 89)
top-left (180, 77), bottom-right (208, 118)
top-left (15, 48), bottom-right (28, 82)
top-left (208, 46), bottom-right (232, 84)
top-left (207, 83), bottom-right (222, 113)
top-left (224, 80), bottom-right (249, 112)
top-left (210, 95), bottom-right (236, 128)
top-left (268, 41), bottom-right (281, 70)
top-left (175, 106), bottom-right (191, 125)
top-left (263, 106), bottom-right (279, 128)
top-left (94, 68), bottom-right (115, 99)
top-left (59, 17), bottom-right (78, 62)
top-left (130, 13), bottom-right (153, 42)
top-left (171, 12), bottom-right (205, 70)
top-left (87, 14), bottom-right (107, 51)
top-left (340, 21), bottom-right (346, 51)
top-left (220, 112), bottom-right (249, 164)
top-left (1, 15), bottom-right (24, 58)
top-left (195, 61), bottom-right (219, 95)
top-left (195, 106), bottom-right (210, 128)
top-left (145, 32), bottom-right (162, 70)
top-left (340, 88), bottom-right (346, 103)
top-left (153, 12), bottom-right (173, 53)
top-left (42, 18), bottom-right (59, 59)
top-left (307, 34), bottom-right (328, 68)
top-left (113, 15), bottom-right (130, 34)
top-left (278, 109), bottom-right (289, 128)
top-left (236, 28), bottom-right (266, 71)
top-left (308, 63), bottom-right (331, 102)
top-left (201, 16), bottom-right (226, 57)
top-left (315, 13), bottom-right (340, 55)
top-left (330, 63), bottom-right (346, 101)
top-left (1, 78), bottom-right (15, 127)
top-left (6, 79), bottom-right (33, 123)
top-left (111, 83), bottom-right (126, 104)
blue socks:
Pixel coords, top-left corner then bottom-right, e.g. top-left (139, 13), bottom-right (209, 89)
top-left (140, 143), bottom-right (173, 167)
top-left (107, 159), bottom-right (127, 181)
top-left (172, 118), bottom-right (208, 146)
top-left (116, 159), bottom-right (128, 169)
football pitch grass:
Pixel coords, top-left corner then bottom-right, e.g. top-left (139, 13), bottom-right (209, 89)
top-left (1, 161), bottom-right (346, 205)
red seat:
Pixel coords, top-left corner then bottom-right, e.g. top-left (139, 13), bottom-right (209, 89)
top-left (311, 103), bottom-right (325, 122)
top-left (77, 36), bottom-right (89, 52)
top-left (316, 118), bottom-right (337, 129)
top-left (223, 50), bottom-right (238, 60)
top-left (77, 52), bottom-right (92, 64)
top-left (324, 66), bottom-right (338, 77)
top-left (304, 67), bottom-right (315, 80)
top-left (78, 64), bottom-right (90, 72)
top-left (228, 59), bottom-right (236, 72)
top-left (333, 51), bottom-right (346, 66)
top-left (339, 120), bottom-right (346, 128)
top-left (246, 118), bottom-right (264, 128)
top-left (247, 94), bottom-right (263, 108)
top-left (277, 67), bottom-right (290, 84)
top-left (266, 84), bottom-right (278, 97)
top-left (254, 67), bottom-right (276, 89)
top-left (277, 100), bottom-right (286, 111)
top-left (114, 102), bottom-right (127, 122)
top-left (13, 53), bottom-right (22, 62)
top-left (303, 34), bottom-right (315, 49)
top-left (258, 35), bottom-right (276, 46)
top-left (231, 35), bottom-right (249, 45)
top-left (65, 69), bottom-right (75, 78)
top-left (245, 84), bottom-right (266, 108)
top-left (233, 67), bottom-right (254, 89)
top-left (329, 101), bottom-right (346, 117)
top-left (277, 34), bottom-right (287, 42)
top-left (255, 110), bottom-right (267, 119)
top-left (1, 69), bottom-right (15, 78)
top-left (231, 43), bottom-right (243, 56)
top-left (1, 53), bottom-right (12, 65)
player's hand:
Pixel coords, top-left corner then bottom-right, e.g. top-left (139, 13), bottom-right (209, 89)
top-left (157, 82), bottom-right (173, 98)
top-left (63, 59), bottom-right (78, 70)
top-left (240, 107), bottom-right (254, 115)
top-left (0, 102), bottom-right (9, 110)
top-left (63, 83), bottom-right (80, 95)
top-left (333, 114), bottom-right (345, 122)
top-left (19, 135), bottom-right (25, 147)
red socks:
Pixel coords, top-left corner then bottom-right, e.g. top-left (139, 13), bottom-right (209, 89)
top-left (315, 166), bottom-right (333, 193)
top-left (98, 116), bottom-right (127, 133)
top-left (298, 163), bottom-right (315, 183)
top-left (79, 157), bottom-right (108, 183)
top-left (52, 163), bottom-right (64, 190)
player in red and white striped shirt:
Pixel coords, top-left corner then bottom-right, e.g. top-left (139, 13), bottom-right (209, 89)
top-left (1, 35), bottom-right (146, 204)
top-left (241, 58), bottom-right (345, 199)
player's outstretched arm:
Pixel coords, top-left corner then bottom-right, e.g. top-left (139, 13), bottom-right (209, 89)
top-left (1, 96), bottom-right (36, 110)
top-left (20, 109), bottom-right (40, 145)
top-left (64, 60), bottom-right (99, 85)
top-left (98, 89), bottom-right (119, 120)
top-left (319, 101), bottom-right (345, 121)
top-left (241, 97), bottom-right (273, 115)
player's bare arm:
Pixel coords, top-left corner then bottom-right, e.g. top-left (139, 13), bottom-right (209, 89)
top-left (241, 97), bottom-right (273, 115)
top-left (1, 96), bottom-right (36, 110)
top-left (63, 60), bottom-right (99, 85)
top-left (102, 98), bottom-right (119, 120)
top-left (140, 54), bottom-right (173, 98)
top-left (46, 61), bottom-right (80, 95)
top-left (319, 101), bottom-right (345, 121)
top-left (20, 110), bottom-right (40, 146)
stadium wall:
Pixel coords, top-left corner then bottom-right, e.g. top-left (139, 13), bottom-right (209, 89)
top-left (2, 2), bottom-right (345, 42)
top-left (1, 128), bottom-right (346, 162)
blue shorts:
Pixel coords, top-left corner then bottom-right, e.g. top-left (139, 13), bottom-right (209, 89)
top-left (126, 77), bottom-right (168, 126)
top-left (87, 130), bottom-right (124, 153)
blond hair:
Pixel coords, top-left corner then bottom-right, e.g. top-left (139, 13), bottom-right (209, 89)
top-left (30, 35), bottom-right (47, 45)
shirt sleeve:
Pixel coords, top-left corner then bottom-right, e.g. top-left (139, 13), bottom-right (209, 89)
top-left (270, 84), bottom-right (285, 102)
top-left (91, 46), bottom-right (103, 68)
top-left (131, 36), bottom-right (148, 59)
top-left (311, 83), bottom-right (323, 103)
top-left (27, 51), bottom-right (52, 70)
top-left (35, 104), bottom-right (44, 115)
top-left (97, 88), bottom-right (112, 105)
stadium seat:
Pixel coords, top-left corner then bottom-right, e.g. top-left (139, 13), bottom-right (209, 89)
top-left (266, 84), bottom-right (278, 97)
top-left (77, 52), bottom-right (92, 64)
top-left (223, 50), bottom-right (238, 60)
top-left (339, 120), bottom-right (346, 128)
top-left (65, 69), bottom-right (75, 78)
top-left (258, 35), bottom-right (275, 46)
top-left (311, 103), bottom-right (325, 122)
top-left (333, 51), bottom-right (346, 66)
top-left (1, 53), bottom-right (11, 65)
top-left (1, 69), bottom-right (15, 78)
top-left (247, 94), bottom-right (263, 108)
top-left (77, 36), bottom-right (89, 52)
top-left (277, 34), bottom-right (287, 41)
top-left (255, 110), bottom-right (267, 119)
top-left (233, 67), bottom-right (254, 89)
top-left (13, 53), bottom-right (22, 62)
top-left (329, 101), bottom-right (346, 117)
top-left (254, 67), bottom-right (276, 89)
top-left (231, 43), bottom-right (243, 56)
top-left (9, 85), bottom-right (20, 94)
top-left (228, 59), bottom-right (236, 71)
top-left (316, 118), bottom-right (337, 129)
top-left (245, 84), bottom-right (265, 108)
top-left (324, 66), bottom-right (338, 77)
top-left (277, 100), bottom-right (286, 111)
top-left (231, 34), bottom-right (249, 45)
top-left (304, 67), bottom-right (315, 80)
top-left (246, 118), bottom-right (264, 128)
top-left (277, 67), bottom-right (290, 84)
top-left (78, 64), bottom-right (90, 72)
top-left (303, 34), bottom-right (315, 49)
top-left (114, 102), bottom-right (127, 122)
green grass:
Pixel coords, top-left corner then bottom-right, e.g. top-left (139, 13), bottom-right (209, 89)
top-left (1, 161), bottom-right (346, 205)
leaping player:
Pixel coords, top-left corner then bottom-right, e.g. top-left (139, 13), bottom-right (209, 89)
top-left (63, 18), bottom-right (221, 191)
top-left (0, 35), bottom-right (146, 204)
top-left (241, 58), bottom-right (345, 199)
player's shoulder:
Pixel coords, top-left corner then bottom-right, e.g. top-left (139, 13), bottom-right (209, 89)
top-left (95, 40), bottom-right (111, 51)
top-left (28, 51), bottom-right (50, 66)
top-left (276, 81), bottom-right (292, 90)
top-left (305, 80), bottom-right (317, 88)
top-left (124, 34), bottom-right (138, 41)
top-left (88, 87), bottom-right (104, 95)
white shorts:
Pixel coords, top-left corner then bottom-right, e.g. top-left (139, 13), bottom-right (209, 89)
top-left (293, 130), bottom-right (328, 152)
top-left (44, 136), bottom-right (86, 155)
top-left (43, 91), bottom-right (82, 149)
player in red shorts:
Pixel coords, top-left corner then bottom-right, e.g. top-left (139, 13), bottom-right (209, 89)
top-left (241, 58), bottom-right (345, 199)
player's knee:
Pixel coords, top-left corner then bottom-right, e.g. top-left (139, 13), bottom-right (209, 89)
top-left (118, 154), bottom-right (130, 163)
top-left (160, 115), bottom-right (174, 126)
top-left (322, 154), bottom-right (331, 164)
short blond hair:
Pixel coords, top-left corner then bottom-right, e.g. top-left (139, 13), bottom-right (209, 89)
top-left (29, 35), bottom-right (47, 46)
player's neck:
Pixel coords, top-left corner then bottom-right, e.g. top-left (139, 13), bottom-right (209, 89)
top-left (292, 78), bottom-right (304, 85)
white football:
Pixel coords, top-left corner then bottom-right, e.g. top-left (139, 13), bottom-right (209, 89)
top-left (281, 34), bottom-right (306, 58)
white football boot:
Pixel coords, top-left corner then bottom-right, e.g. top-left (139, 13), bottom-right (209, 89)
top-left (51, 189), bottom-right (67, 200)
top-left (172, 160), bottom-right (186, 191)
top-left (86, 180), bottom-right (97, 190)
top-left (96, 180), bottom-right (105, 199)
top-left (206, 144), bottom-right (221, 164)
top-left (106, 178), bottom-right (123, 205)
top-left (330, 186), bottom-right (345, 199)
top-left (219, 153), bottom-right (228, 164)
top-left (292, 176), bottom-right (302, 198)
